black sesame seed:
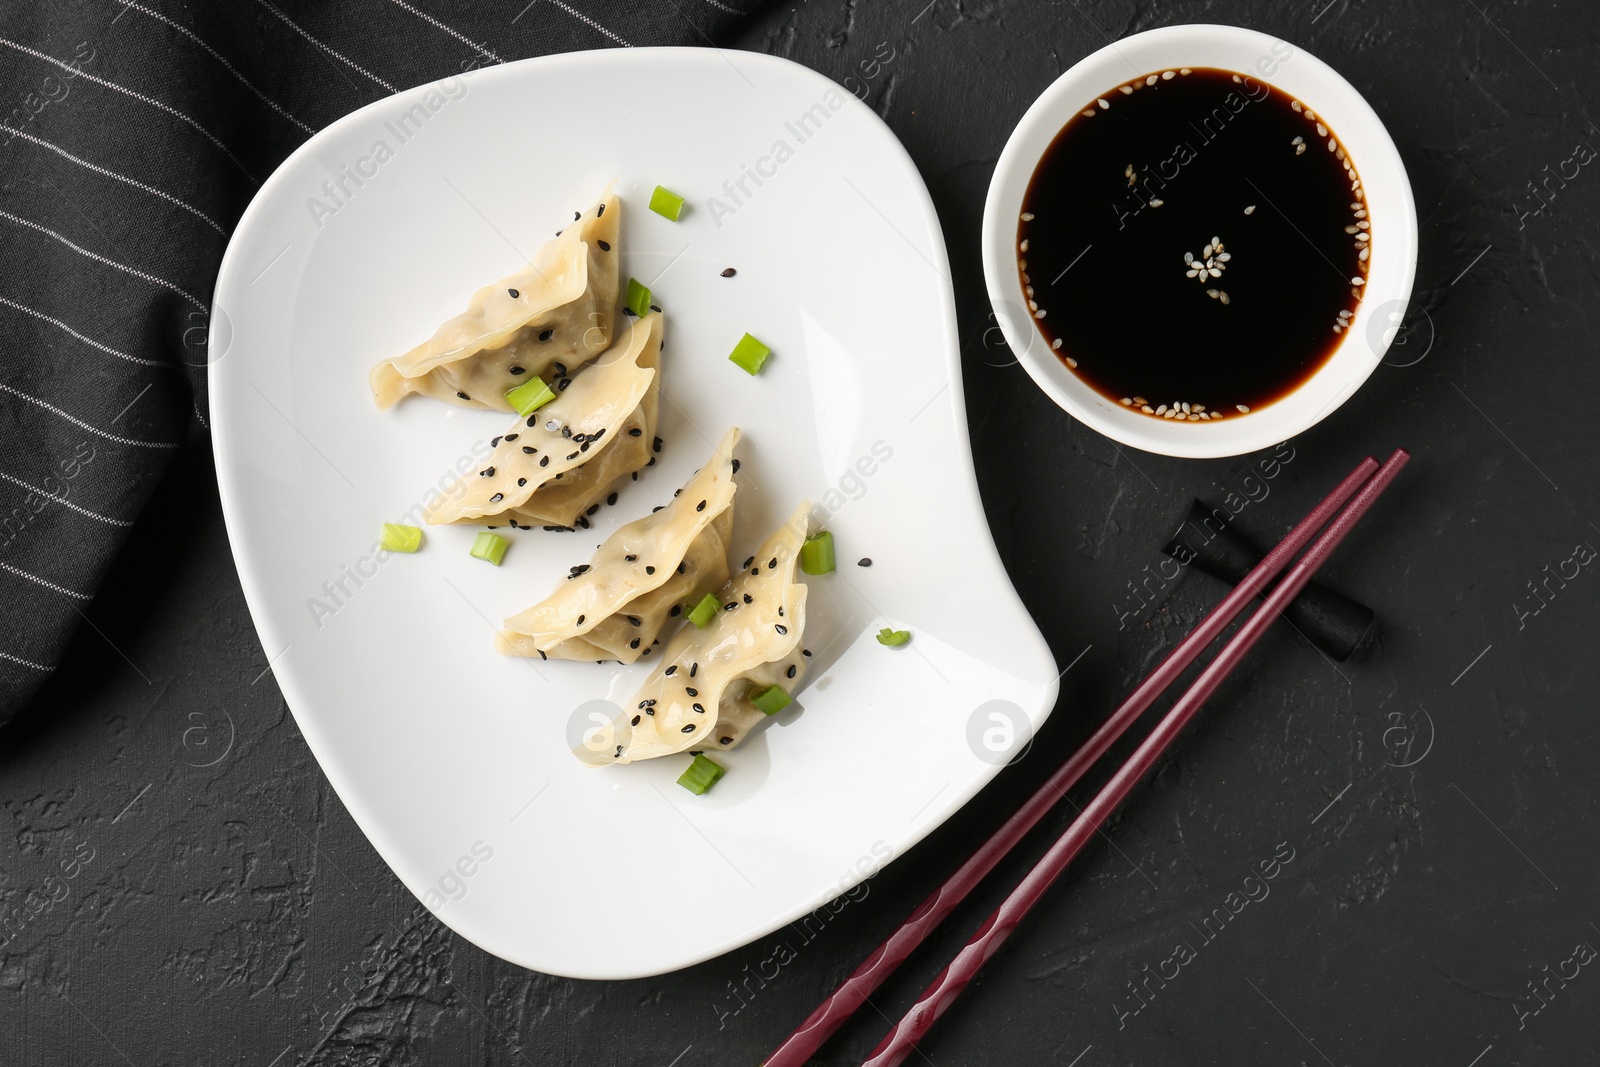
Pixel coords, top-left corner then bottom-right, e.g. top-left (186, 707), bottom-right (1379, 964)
top-left (778, 606), bottom-right (785, 617)
top-left (646, 707), bottom-right (655, 715)
top-left (597, 203), bottom-right (605, 216)
top-left (692, 703), bottom-right (705, 713)
top-left (480, 467), bottom-right (495, 477)
top-left (628, 427), bottom-right (643, 437)
top-left (719, 735), bottom-right (733, 745)
top-left (579, 441), bottom-right (590, 452)
top-left (721, 267), bottom-right (736, 277)
top-left (690, 662), bottom-right (698, 677)
top-left (487, 525), bottom-right (497, 529)
top-left (491, 436), bottom-right (502, 447)
top-left (586, 504), bottom-right (600, 516)
top-left (786, 664), bottom-right (797, 678)
top-left (623, 307), bottom-right (637, 318)
top-left (571, 564), bottom-right (590, 574)
top-left (803, 648), bottom-right (812, 657)
top-left (627, 616), bottom-right (642, 627)
top-left (696, 499), bottom-right (707, 512)
top-left (685, 687), bottom-right (698, 697)
top-left (669, 604), bottom-right (681, 617)
top-left (537, 649), bottom-right (547, 661)
top-left (858, 558), bottom-right (873, 567)
top-left (527, 415), bottom-right (538, 427)
top-left (615, 745), bottom-right (623, 758)
top-left (732, 459), bottom-right (741, 473)
top-left (639, 698), bottom-right (656, 708)
top-left (665, 665), bottom-right (678, 677)
top-left (674, 489), bottom-right (681, 497)
top-left (522, 446), bottom-right (535, 455)
top-left (573, 210), bottom-right (581, 221)
top-left (775, 624), bottom-right (788, 635)
top-left (653, 506), bottom-right (665, 514)
top-left (680, 725), bottom-right (695, 734)
top-left (539, 329), bottom-right (554, 341)
top-left (540, 456), bottom-right (550, 467)
top-left (647, 458), bottom-right (656, 467)
top-left (576, 516), bottom-right (588, 528)
top-left (677, 562), bottom-right (686, 574)
top-left (567, 452), bottom-right (578, 460)
top-left (508, 288), bottom-right (520, 298)
top-left (743, 594), bottom-right (753, 604)
top-left (649, 304), bottom-right (661, 313)
top-left (725, 602), bottom-right (738, 611)
top-left (490, 493), bottom-right (504, 503)
top-left (631, 715), bottom-right (641, 726)
top-left (768, 557), bottom-right (777, 569)
top-left (645, 566), bottom-right (655, 574)
top-left (505, 433), bottom-right (519, 442)
top-left (653, 436), bottom-right (663, 453)
top-left (751, 568), bottom-right (759, 576)
top-left (597, 240), bottom-right (611, 251)
top-left (577, 613), bottom-right (586, 624)
top-left (552, 363), bottom-right (567, 377)
top-left (457, 391), bottom-right (470, 400)
top-left (517, 477), bottom-right (527, 487)
top-left (606, 492), bottom-right (618, 506)
top-left (510, 366), bottom-right (526, 375)
top-left (632, 472), bottom-right (638, 481)
top-left (558, 378), bottom-right (572, 391)
top-left (743, 556), bottom-right (755, 569)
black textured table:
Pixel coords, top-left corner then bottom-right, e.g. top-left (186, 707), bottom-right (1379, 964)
top-left (5, 3), bottom-right (1598, 1065)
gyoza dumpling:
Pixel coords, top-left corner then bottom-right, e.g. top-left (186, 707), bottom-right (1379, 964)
top-left (424, 312), bottom-right (661, 529)
top-left (497, 427), bottom-right (740, 663)
top-left (578, 503), bottom-right (811, 766)
top-left (370, 192), bottom-right (620, 411)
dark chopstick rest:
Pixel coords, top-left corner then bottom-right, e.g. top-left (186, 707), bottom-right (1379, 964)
top-left (1165, 498), bottom-right (1377, 662)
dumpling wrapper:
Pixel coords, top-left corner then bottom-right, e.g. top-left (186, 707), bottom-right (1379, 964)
top-left (369, 192), bottom-right (620, 411)
top-left (496, 427), bottom-right (740, 663)
top-left (424, 312), bottom-right (661, 529)
top-left (578, 503), bottom-right (811, 766)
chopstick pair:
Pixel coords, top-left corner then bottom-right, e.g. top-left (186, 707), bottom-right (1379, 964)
top-left (765, 448), bottom-right (1410, 1067)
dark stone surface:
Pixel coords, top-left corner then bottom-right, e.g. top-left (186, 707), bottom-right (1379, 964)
top-left (5, 2), bottom-right (1598, 1064)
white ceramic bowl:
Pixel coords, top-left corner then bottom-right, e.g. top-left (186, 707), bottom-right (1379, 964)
top-left (982, 24), bottom-right (1417, 458)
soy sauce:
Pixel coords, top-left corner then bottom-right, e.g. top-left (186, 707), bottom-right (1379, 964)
top-left (1017, 68), bottom-right (1369, 419)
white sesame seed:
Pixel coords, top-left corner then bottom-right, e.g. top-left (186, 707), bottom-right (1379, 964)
top-left (1291, 100), bottom-right (1303, 111)
top-left (1292, 136), bottom-right (1304, 145)
top-left (1337, 147), bottom-right (1346, 160)
top-left (1219, 291), bottom-right (1230, 305)
top-left (1203, 243), bottom-right (1213, 257)
top-left (1021, 211), bottom-right (1035, 221)
top-left (1162, 70), bottom-right (1175, 79)
top-left (1083, 110), bottom-right (1096, 118)
top-left (1328, 138), bottom-right (1337, 151)
top-left (1181, 67), bottom-right (1192, 74)
top-left (1035, 308), bottom-right (1047, 317)
top-left (1351, 277), bottom-right (1364, 286)
top-left (1181, 402), bottom-right (1191, 413)
top-left (1355, 232), bottom-right (1369, 242)
top-left (1237, 404), bottom-right (1250, 413)
top-left (1305, 109), bottom-right (1316, 120)
top-left (1020, 239), bottom-right (1030, 251)
top-left (1028, 299), bottom-right (1037, 310)
top-left (1357, 220), bottom-right (1369, 229)
top-left (1146, 75), bottom-right (1158, 85)
top-left (1212, 236), bottom-right (1220, 247)
top-left (1359, 247), bottom-right (1369, 261)
top-left (1218, 252), bottom-right (1231, 262)
top-left (1346, 225), bottom-right (1360, 234)
top-left (1296, 144), bottom-right (1306, 155)
top-left (1098, 97), bottom-right (1110, 109)
top-left (1142, 405), bottom-right (1153, 413)
top-left (1209, 268), bottom-right (1221, 278)
top-left (1156, 405), bottom-right (1168, 414)
top-left (1121, 397), bottom-right (1133, 405)
top-left (1066, 357), bottom-right (1078, 368)
top-left (1316, 123), bottom-right (1327, 137)
top-left (1133, 396), bottom-right (1147, 406)
top-left (1184, 251), bottom-right (1195, 264)
top-left (1052, 338), bottom-right (1063, 350)
top-left (1207, 289), bottom-right (1219, 298)
top-left (1149, 198), bottom-right (1164, 207)
top-left (1244, 205), bottom-right (1256, 215)
top-left (1119, 85), bottom-right (1133, 95)
top-left (1200, 411), bottom-right (1211, 420)
top-left (1232, 74), bottom-right (1243, 83)
top-left (1354, 209), bottom-right (1367, 218)
top-left (1194, 404), bottom-right (1205, 412)
top-left (1026, 285), bottom-right (1035, 297)
top-left (1333, 324), bottom-right (1343, 333)
top-left (1188, 413), bottom-right (1200, 421)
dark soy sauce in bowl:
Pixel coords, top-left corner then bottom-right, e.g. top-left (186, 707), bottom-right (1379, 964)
top-left (1017, 67), bottom-right (1370, 421)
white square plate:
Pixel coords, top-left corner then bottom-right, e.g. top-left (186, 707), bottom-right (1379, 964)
top-left (211, 47), bottom-right (1058, 978)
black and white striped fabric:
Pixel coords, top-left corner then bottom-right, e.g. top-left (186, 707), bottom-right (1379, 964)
top-left (0, 0), bottom-right (755, 722)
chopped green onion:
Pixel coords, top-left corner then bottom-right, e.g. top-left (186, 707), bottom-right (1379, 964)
top-left (876, 627), bottom-right (911, 647)
top-left (505, 375), bottom-right (556, 416)
top-left (677, 753), bottom-right (725, 795)
top-left (381, 523), bottom-right (423, 553)
top-left (800, 531), bottom-right (836, 575)
top-left (727, 332), bottom-right (771, 375)
top-left (649, 185), bottom-right (686, 221)
top-left (626, 277), bottom-right (652, 318)
top-left (687, 592), bottom-right (719, 628)
top-left (470, 531), bottom-right (509, 566)
top-left (751, 685), bottom-right (792, 716)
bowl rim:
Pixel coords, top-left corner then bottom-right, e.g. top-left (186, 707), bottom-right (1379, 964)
top-left (981, 23), bottom-right (1418, 459)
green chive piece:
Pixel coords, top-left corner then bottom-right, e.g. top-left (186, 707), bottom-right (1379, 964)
top-left (626, 277), bottom-right (652, 318)
top-left (728, 332), bottom-right (771, 376)
top-left (381, 523), bottom-right (423, 553)
top-left (677, 753), bottom-right (725, 795)
top-left (800, 531), bottom-right (836, 575)
top-left (687, 592), bottom-right (720, 628)
top-left (751, 685), bottom-right (792, 716)
top-left (470, 531), bottom-right (509, 566)
top-left (649, 185), bottom-right (686, 221)
top-left (876, 627), bottom-right (911, 647)
top-left (505, 375), bottom-right (556, 416)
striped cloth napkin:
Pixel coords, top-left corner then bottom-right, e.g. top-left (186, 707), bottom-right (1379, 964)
top-left (0, 0), bottom-right (756, 722)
